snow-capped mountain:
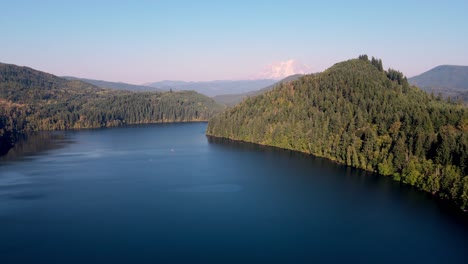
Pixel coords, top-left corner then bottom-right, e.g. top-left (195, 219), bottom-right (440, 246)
top-left (253, 60), bottom-right (311, 80)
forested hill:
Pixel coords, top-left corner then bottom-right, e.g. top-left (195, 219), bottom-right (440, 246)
top-left (0, 62), bottom-right (223, 154)
top-left (207, 56), bottom-right (468, 210)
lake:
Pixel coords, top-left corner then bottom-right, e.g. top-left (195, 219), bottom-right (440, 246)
top-left (0, 122), bottom-right (467, 263)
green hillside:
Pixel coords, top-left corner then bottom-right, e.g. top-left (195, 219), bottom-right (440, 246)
top-left (0, 62), bottom-right (223, 153)
top-left (207, 56), bottom-right (468, 209)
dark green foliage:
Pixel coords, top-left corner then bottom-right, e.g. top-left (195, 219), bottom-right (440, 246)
top-left (0, 63), bottom-right (223, 152)
top-left (358, 54), bottom-right (369, 61)
top-left (207, 57), bottom-right (468, 210)
top-left (387, 69), bottom-right (408, 86)
top-left (371, 56), bottom-right (383, 72)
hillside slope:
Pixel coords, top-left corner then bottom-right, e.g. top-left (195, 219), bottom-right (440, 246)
top-left (207, 57), bottom-right (468, 209)
top-left (0, 63), bottom-right (223, 153)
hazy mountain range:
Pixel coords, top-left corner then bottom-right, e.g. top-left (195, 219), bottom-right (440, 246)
top-left (61, 59), bottom-right (312, 97)
top-left (409, 65), bottom-right (468, 102)
top-left (145, 79), bottom-right (278, 97)
top-left (62, 77), bottom-right (279, 97)
top-left (213, 74), bottom-right (304, 106)
top-left (62, 76), bottom-right (162, 92)
top-left (64, 64), bottom-right (468, 103)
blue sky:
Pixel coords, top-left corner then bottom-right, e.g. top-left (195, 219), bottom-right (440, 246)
top-left (1, 0), bottom-right (467, 83)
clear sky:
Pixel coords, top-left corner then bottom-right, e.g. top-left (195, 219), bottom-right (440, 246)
top-left (1, 0), bottom-right (467, 83)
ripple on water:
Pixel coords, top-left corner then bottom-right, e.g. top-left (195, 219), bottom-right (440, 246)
top-left (0, 171), bottom-right (31, 186)
top-left (7, 192), bottom-right (46, 200)
top-left (168, 184), bottom-right (243, 193)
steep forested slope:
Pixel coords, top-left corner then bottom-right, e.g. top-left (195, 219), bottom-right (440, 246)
top-left (0, 63), bottom-right (223, 153)
top-left (207, 56), bottom-right (468, 209)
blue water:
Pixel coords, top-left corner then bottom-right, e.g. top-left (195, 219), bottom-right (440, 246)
top-left (0, 123), bottom-right (467, 263)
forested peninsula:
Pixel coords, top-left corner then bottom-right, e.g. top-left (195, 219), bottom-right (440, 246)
top-left (207, 56), bottom-right (468, 210)
top-left (0, 63), bottom-right (223, 154)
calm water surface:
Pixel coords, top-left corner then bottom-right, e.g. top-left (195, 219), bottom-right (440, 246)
top-left (0, 123), bottom-right (467, 263)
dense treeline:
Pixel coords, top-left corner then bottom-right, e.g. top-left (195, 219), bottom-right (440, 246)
top-left (0, 63), bottom-right (223, 153)
top-left (207, 56), bottom-right (468, 210)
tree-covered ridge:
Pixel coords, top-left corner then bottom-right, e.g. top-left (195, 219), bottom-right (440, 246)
top-left (207, 56), bottom-right (468, 210)
top-left (0, 62), bottom-right (223, 153)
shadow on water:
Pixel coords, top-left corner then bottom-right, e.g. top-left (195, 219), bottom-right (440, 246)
top-left (0, 122), bottom-right (202, 164)
top-left (0, 131), bottom-right (73, 164)
top-left (207, 136), bottom-right (468, 226)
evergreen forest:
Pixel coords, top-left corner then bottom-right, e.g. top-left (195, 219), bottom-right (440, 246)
top-left (207, 56), bottom-right (468, 209)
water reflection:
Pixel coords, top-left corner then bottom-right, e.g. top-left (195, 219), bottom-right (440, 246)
top-left (0, 131), bottom-right (72, 163)
top-left (207, 135), bottom-right (468, 226)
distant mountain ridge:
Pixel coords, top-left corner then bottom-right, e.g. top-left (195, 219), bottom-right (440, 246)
top-left (63, 76), bottom-right (162, 92)
top-left (145, 79), bottom-right (277, 97)
top-left (213, 74), bottom-right (304, 106)
top-left (409, 65), bottom-right (468, 102)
